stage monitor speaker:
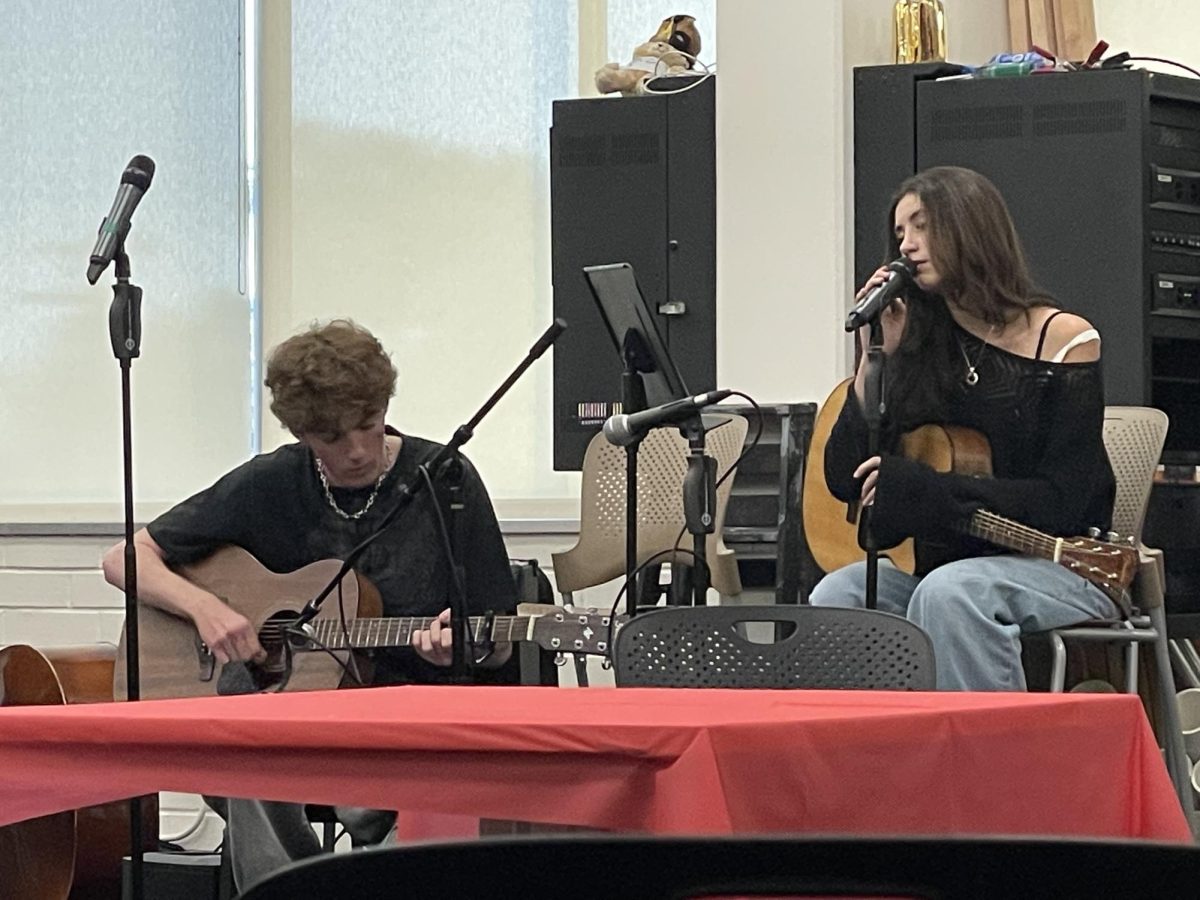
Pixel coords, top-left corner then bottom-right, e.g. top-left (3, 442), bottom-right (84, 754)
top-left (550, 77), bottom-right (716, 470)
top-left (854, 66), bottom-right (1200, 464)
top-left (853, 62), bottom-right (967, 292)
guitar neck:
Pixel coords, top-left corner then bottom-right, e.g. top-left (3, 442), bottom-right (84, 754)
top-left (966, 509), bottom-right (1061, 561)
top-left (309, 615), bottom-right (533, 651)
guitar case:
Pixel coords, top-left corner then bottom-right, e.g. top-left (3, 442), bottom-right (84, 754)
top-left (0, 643), bottom-right (157, 899)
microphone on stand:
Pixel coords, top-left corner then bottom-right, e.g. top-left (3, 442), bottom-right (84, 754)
top-left (844, 256), bottom-right (916, 332)
top-left (87, 155), bottom-right (156, 285)
top-left (602, 389), bottom-right (733, 447)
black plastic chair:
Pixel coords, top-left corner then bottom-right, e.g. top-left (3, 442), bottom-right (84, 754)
top-left (613, 604), bottom-right (936, 690)
top-left (237, 834), bottom-right (1200, 899)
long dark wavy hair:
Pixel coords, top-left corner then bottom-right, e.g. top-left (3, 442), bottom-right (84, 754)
top-left (882, 166), bottom-right (1054, 429)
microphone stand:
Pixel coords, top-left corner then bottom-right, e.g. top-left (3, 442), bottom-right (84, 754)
top-left (290, 319), bottom-right (567, 678)
top-left (108, 241), bottom-right (148, 899)
top-left (859, 317), bottom-right (887, 611)
top-left (679, 415), bottom-right (715, 606)
top-left (621, 367), bottom-right (648, 619)
top-left (436, 454), bottom-right (473, 679)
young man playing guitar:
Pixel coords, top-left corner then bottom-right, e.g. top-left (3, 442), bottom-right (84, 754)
top-left (811, 166), bottom-right (1119, 692)
top-left (102, 319), bottom-right (519, 889)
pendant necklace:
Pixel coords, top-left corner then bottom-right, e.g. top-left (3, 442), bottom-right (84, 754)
top-left (958, 325), bottom-right (996, 387)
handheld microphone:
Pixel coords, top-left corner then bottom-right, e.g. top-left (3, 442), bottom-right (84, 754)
top-left (844, 257), bottom-right (916, 332)
top-left (602, 389), bottom-right (733, 446)
top-left (87, 155), bottom-right (156, 285)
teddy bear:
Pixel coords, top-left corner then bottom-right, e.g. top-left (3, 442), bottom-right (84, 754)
top-left (594, 39), bottom-right (692, 95)
top-left (594, 14), bottom-right (702, 96)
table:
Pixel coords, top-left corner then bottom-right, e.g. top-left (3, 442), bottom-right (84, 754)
top-left (0, 686), bottom-right (1189, 841)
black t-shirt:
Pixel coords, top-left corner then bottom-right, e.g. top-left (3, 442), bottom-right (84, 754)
top-left (147, 429), bottom-right (519, 684)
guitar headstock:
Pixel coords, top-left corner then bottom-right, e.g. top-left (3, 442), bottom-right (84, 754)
top-left (1059, 535), bottom-right (1140, 606)
top-left (522, 604), bottom-right (623, 657)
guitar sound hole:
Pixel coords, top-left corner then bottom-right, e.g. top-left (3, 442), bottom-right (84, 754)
top-left (215, 611), bottom-right (299, 695)
top-left (255, 611), bottom-right (302, 691)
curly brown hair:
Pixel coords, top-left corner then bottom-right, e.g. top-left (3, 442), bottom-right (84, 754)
top-left (265, 319), bottom-right (397, 437)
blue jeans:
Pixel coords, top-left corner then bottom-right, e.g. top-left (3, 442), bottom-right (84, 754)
top-left (809, 555), bottom-right (1119, 691)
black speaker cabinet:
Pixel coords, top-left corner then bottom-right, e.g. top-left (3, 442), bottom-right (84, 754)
top-left (855, 66), bottom-right (1200, 463)
top-left (550, 77), bottom-right (716, 470)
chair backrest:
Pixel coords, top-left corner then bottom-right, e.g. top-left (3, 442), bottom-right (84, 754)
top-left (238, 834), bottom-right (1200, 900)
top-left (552, 414), bottom-right (749, 595)
top-left (1102, 406), bottom-right (1168, 542)
top-left (613, 604), bottom-right (936, 689)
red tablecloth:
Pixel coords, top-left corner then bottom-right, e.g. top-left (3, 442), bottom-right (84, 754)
top-left (0, 686), bottom-right (1189, 841)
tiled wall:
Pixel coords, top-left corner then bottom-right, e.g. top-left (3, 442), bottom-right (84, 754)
top-left (0, 536), bottom-right (128, 645)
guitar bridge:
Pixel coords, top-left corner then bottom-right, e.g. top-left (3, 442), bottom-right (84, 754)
top-left (195, 637), bottom-right (215, 683)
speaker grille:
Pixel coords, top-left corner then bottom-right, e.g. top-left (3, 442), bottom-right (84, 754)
top-left (929, 104), bottom-right (1023, 142)
top-left (609, 132), bottom-right (660, 165)
top-left (1033, 99), bottom-right (1127, 136)
top-left (556, 134), bottom-right (606, 168)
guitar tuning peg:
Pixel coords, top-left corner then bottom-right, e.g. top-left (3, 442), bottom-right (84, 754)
top-left (553, 652), bottom-right (567, 667)
top-left (1105, 531), bottom-right (1120, 543)
top-left (1087, 527), bottom-right (1102, 539)
top-left (601, 658), bottom-right (613, 670)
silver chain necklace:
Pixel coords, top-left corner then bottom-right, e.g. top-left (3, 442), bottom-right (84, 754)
top-left (957, 325), bottom-right (996, 387)
top-left (315, 440), bottom-right (392, 520)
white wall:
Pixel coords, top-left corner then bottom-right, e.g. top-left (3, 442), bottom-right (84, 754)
top-left (715, 0), bottom-right (1012, 407)
top-left (1095, 0), bottom-right (1199, 76)
top-left (715, 2), bottom-right (848, 404)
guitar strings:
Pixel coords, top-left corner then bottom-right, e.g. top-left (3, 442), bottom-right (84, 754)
top-left (263, 615), bottom-right (530, 649)
top-left (973, 510), bottom-right (1059, 553)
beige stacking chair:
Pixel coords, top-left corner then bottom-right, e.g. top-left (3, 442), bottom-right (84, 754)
top-left (551, 415), bottom-right (748, 683)
top-left (1048, 406), bottom-right (1190, 814)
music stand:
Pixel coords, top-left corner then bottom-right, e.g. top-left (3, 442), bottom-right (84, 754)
top-left (583, 262), bottom-right (700, 613)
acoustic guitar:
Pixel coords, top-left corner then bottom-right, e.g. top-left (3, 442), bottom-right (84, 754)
top-left (802, 378), bottom-right (1139, 610)
top-left (0, 643), bottom-right (157, 900)
top-left (115, 546), bottom-right (621, 700)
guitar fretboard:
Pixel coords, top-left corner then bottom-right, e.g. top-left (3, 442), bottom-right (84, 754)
top-left (309, 615), bottom-right (534, 650)
top-left (968, 509), bottom-right (1061, 559)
